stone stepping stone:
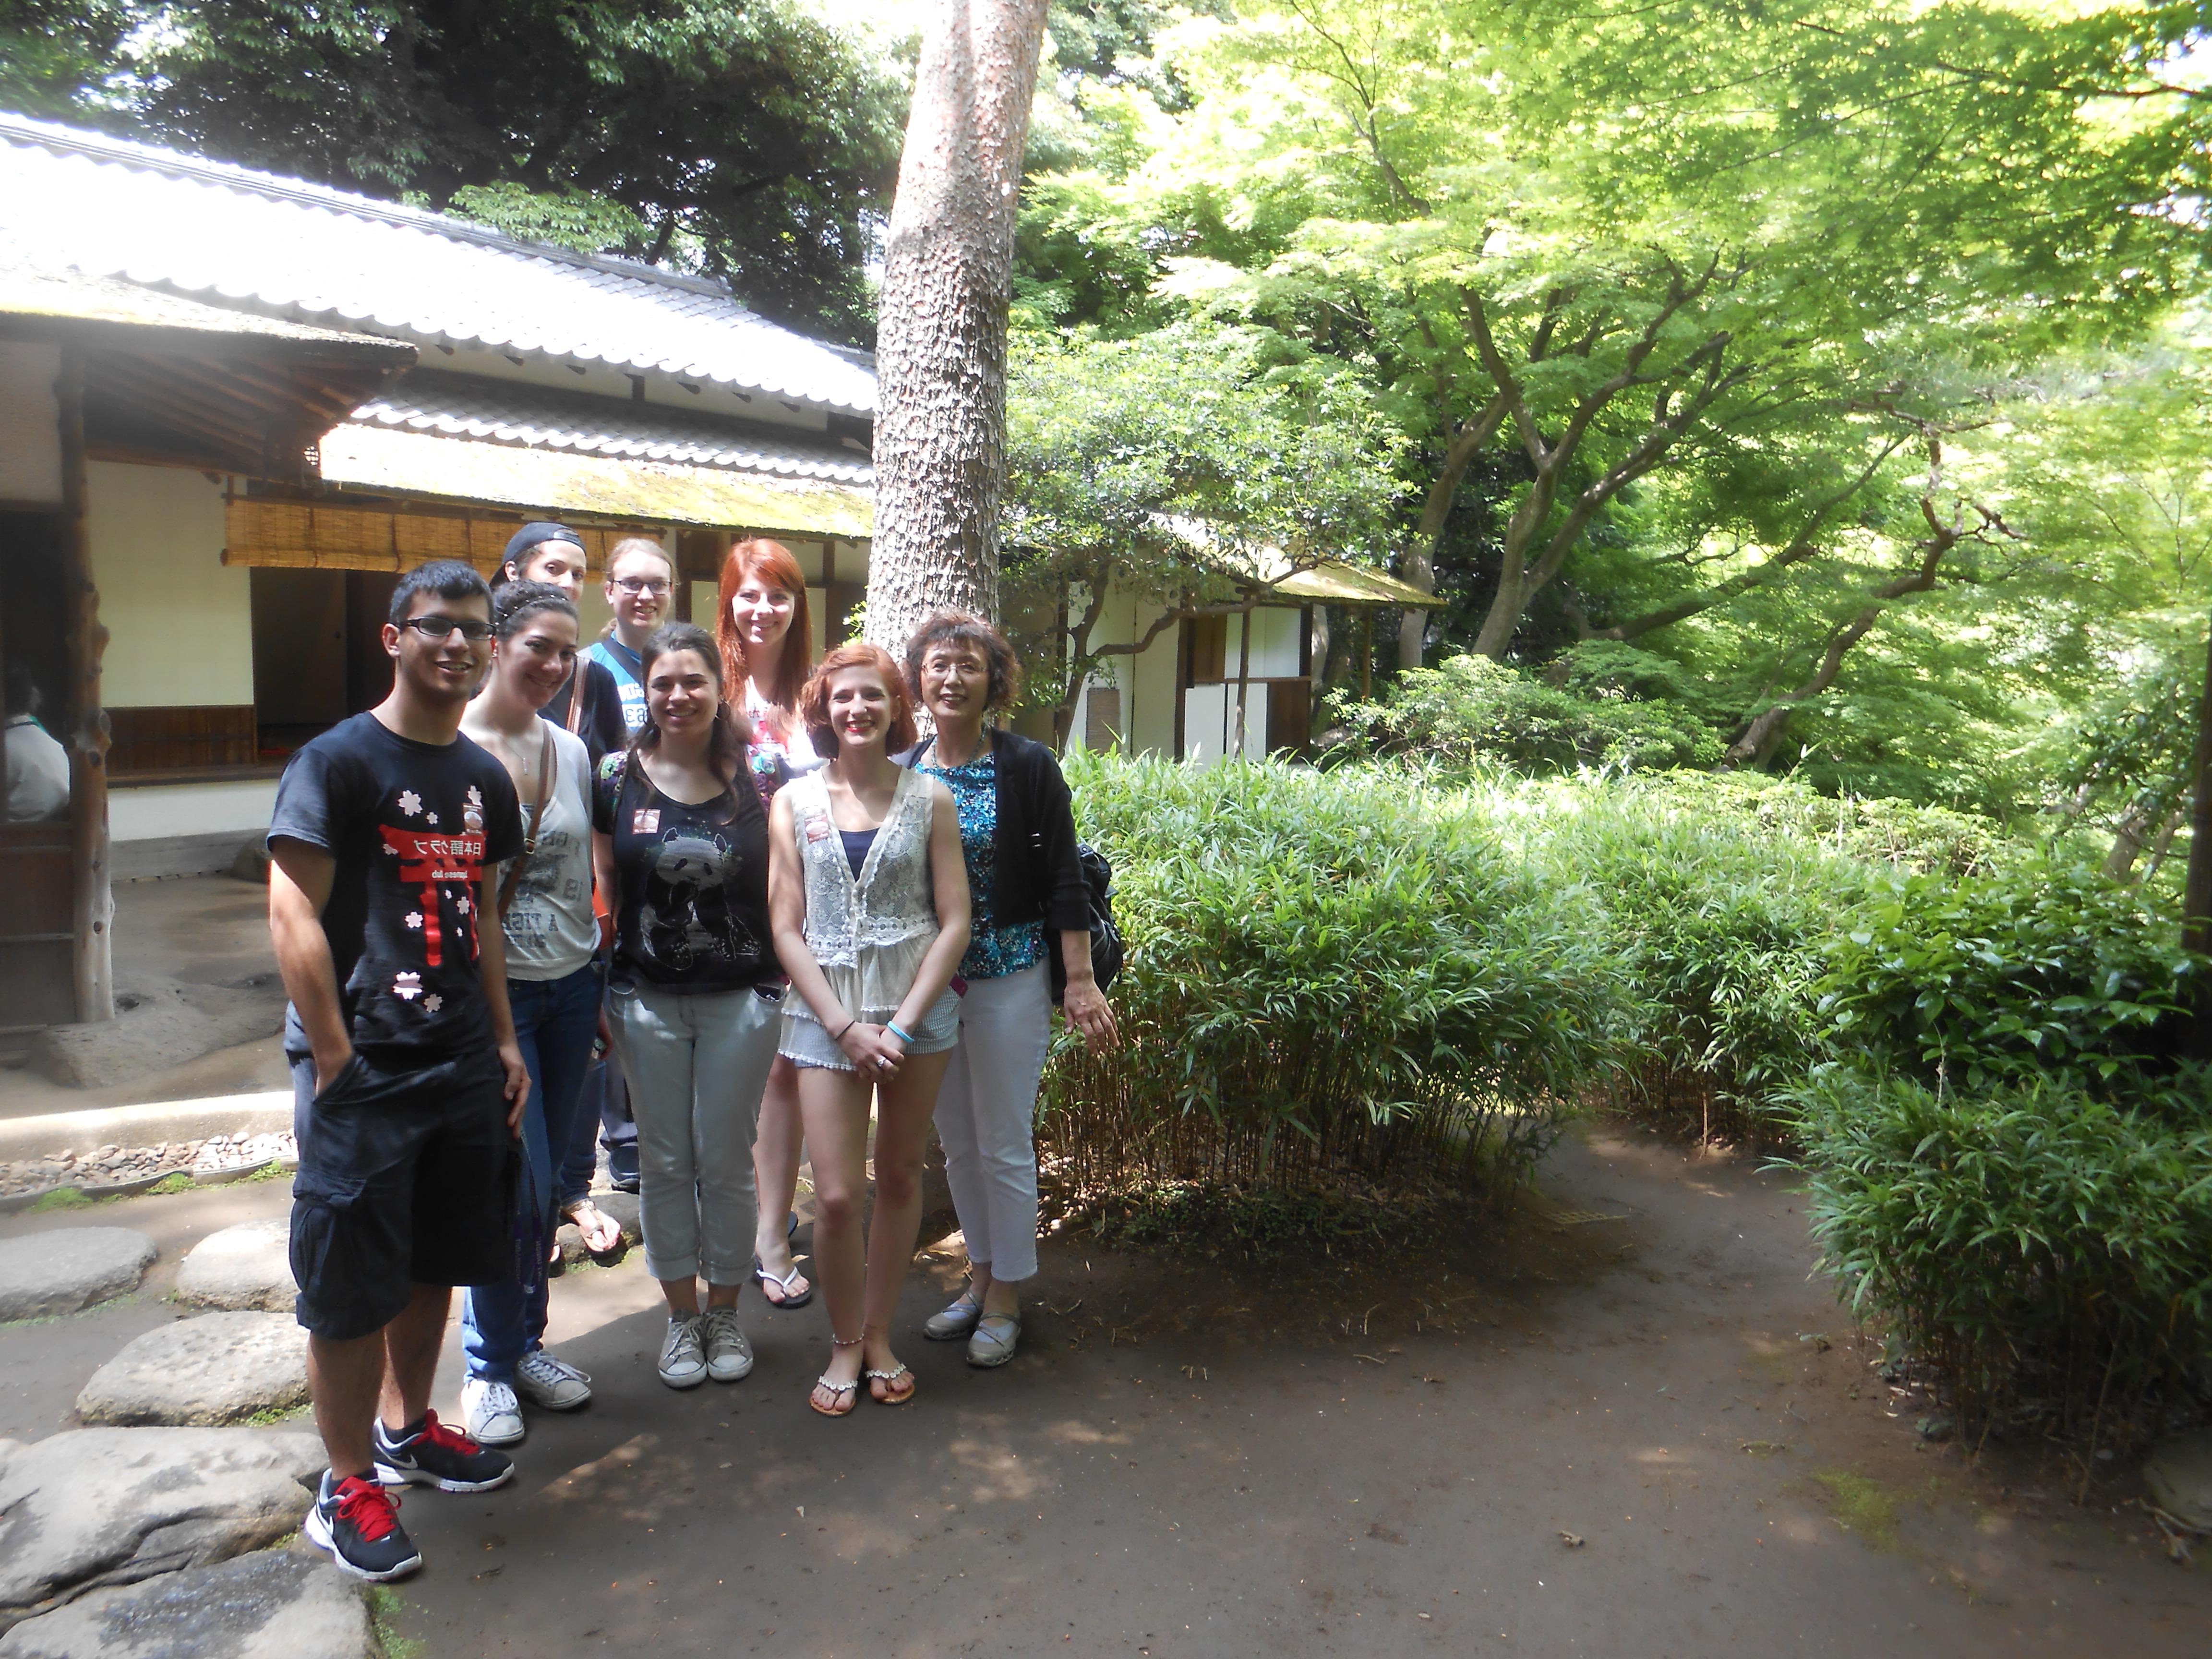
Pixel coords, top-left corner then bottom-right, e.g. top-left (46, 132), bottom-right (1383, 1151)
top-left (76, 1314), bottom-right (309, 1428)
top-left (0, 1229), bottom-right (156, 1322)
top-left (0, 1544), bottom-right (368, 1659)
top-left (0, 1427), bottom-right (321, 1627)
top-left (176, 1221), bottom-right (295, 1313)
top-left (2145, 1428), bottom-right (2212, 1531)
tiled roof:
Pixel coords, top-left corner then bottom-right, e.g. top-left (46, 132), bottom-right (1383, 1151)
top-left (355, 372), bottom-right (872, 485)
top-left (0, 113), bottom-right (877, 414)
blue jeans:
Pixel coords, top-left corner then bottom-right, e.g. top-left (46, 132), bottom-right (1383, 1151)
top-left (461, 963), bottom-right (601, 1382)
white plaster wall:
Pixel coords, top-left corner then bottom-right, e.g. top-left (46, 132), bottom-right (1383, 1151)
top-left (86, 462), bottom-right (251, 708)
top-left (109, 778), bottom-right (276, 841)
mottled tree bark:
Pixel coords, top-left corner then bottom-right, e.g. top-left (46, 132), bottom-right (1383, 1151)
top-left (865, 0), bottom-right (1049, 650)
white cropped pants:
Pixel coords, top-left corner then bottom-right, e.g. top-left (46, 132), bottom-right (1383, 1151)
top-left (933, 960), bottom-right (1051, 1283)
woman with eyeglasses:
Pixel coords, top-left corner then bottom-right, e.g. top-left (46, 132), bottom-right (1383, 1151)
top-left (768, 644), bottom-right (970, 1414)
top-left (592, 623), bottom-right (786, 1390)
top-left (454, 581), bottom-right (601, 1444)
top-left (715, 537), bottom-right (819, 1311)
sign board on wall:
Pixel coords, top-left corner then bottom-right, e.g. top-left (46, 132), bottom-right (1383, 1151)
top-left (0, 341), bottom-right (62, 505)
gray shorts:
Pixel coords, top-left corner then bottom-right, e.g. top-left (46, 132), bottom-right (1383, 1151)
top-left (780, 985), bottom-right (962, 1071)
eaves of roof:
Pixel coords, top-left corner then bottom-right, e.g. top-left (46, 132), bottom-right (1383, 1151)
top-left (354, 371), bottom-right (872, 486)
top-left (0, 112), bottom-right (878, 415)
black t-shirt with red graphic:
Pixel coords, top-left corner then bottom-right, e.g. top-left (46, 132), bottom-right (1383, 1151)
top-left (269, 712), bottom-right (524, 1066)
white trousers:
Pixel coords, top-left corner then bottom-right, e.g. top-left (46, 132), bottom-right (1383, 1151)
top-left (934, 961), bottom-right (1050, 1283)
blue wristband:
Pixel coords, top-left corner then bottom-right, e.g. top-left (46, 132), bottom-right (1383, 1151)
top-left (885, 1022), bottom-right (916, 1046)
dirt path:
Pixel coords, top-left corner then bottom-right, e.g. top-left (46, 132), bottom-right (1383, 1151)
top-left (6, 1121), bottom-right (2205, 1655)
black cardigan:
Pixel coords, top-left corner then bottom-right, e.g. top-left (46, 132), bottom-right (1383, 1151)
top-left (902, 728), bottom-right (1089, 936)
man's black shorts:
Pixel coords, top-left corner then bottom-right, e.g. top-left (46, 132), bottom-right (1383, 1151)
top-left (288, 1045), bottom-right (516, 1341)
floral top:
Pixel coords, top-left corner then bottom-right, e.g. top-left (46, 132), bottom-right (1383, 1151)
top-left (914, 744), bottom-right (1047, 982)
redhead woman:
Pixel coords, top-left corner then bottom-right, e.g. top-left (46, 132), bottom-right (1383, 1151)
top-left (767, 645), bottom-right (970, 1414)
top-left (716, 537), bottom-right (818, 1310)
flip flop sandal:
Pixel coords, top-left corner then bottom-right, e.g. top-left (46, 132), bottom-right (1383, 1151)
top-left (752, 1254), bottom-right (814, 1310)
top-left (864, 1363), bottom-right (915, 1407)
top-left (808, 1375), bottom-right (858, 1418)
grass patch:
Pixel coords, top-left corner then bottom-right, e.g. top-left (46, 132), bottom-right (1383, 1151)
top-left (1809, 1469), bottom-right (1902, 1551)
top-left (145, 1172), bottom-right (194, 1196)
top-left (366, 1586), bottom-right (426, 1659)
top-left (29, 1187), bottom-right (93, 1213)
top-left (245, 1160), bottom-right (290, 1184)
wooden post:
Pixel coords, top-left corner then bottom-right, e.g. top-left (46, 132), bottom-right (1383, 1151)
top-left (2181, 608), bottom-right (2212, 1058)
top-left (1359, 609), bottom-right (1373, 702)
top-left (57, 347), bottom-right (112, 1023)
top-left (1231, 601), bottom-right (1255, 760)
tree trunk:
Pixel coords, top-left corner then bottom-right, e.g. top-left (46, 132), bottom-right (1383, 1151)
top-left (2181, 608), bottom-right (2212, 1058)
top-left (865, 0), bottom-right (1050, 649)
top-left (1396, 403), bottom-right (1507, 671)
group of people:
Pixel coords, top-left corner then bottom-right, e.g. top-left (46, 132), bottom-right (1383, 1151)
top-left (266, 527), bottom-right (1117, 1584)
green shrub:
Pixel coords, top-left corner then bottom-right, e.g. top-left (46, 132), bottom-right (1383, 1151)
top-left (1792, 1066), bottom-right (2212, 1436)
top-left (1047, 755), bottom-right (1627, 1204)
top-left (1816, 856), bottom-right (2205, 1095)
top-left (1330, 651), bottom-right (1722, 775)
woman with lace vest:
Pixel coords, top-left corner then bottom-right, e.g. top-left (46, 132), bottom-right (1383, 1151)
top-left (767, 643), bottom-right (971, 1415)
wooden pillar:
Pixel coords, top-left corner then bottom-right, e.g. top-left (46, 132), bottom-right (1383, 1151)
top-left (2182, 608), bottom-right (2212, 1058)
top-left (57, 347), bottom-right (111, 1024)
top-left (1359, 609), bottom-right (1373, 702)
top-left (1231, 601), bottom-right (1255, 760)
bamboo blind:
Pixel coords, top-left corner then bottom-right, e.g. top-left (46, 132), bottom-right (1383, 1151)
top-left (221, 498), bottom-right (660, 575)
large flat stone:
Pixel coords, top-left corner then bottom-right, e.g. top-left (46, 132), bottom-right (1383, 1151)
top-left (175, 1222), bottom-right (295, 1313)
top-left (2144, 1427), bottom-right (2212, 1530)
top-left (0, 1547), bottom-right (369, 1659)
top-left (76, 1315), bottom-right (308, 1428)
top-left (0, 1428), bottom-right (322, 1628)
top-left (0, 1229), bottom-right (156, 1321)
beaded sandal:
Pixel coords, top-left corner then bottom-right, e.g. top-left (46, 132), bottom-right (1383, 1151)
top-left (809, 1332), bottom-right (862, 1418)
top-left (864, 1361), bottom-right (915, 1407)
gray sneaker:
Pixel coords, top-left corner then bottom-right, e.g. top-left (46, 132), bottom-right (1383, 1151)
top-left (700, 1306), bottom-right (754, 1382)
top-left (657, 1315), bottom-right (708, 1389)
top-left (514, 1349), bottom-right (592, 1411)
top-left (924, 1289), bottom-right (983, 1341)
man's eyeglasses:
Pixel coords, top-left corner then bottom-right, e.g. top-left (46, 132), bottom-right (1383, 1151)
top-left (400, 615), bottom-right (494, 643)
top-left (613, 577), bottom-right (672, 597)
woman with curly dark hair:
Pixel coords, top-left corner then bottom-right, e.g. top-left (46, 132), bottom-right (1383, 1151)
top-left (899, 612), bottom-right (1118, 1369)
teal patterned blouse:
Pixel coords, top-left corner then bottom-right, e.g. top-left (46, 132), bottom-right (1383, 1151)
top-left (915, 745), bottom-right (1048, 982)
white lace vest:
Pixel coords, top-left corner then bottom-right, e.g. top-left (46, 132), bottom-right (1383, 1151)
top-left (784, 766), bottom-right (940, 1023)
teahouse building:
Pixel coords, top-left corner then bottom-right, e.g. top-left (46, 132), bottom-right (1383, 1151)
top-left (0, 112), bottom-right (1422, 1035)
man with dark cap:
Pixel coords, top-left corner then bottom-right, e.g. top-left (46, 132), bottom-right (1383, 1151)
top-left (497, 523), bottom-right (625, 768)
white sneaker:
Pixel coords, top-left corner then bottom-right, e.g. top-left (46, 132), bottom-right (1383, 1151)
top-left (658, 1315), bottom-right (708, 1389)
top-left (700, 1306), bottom-right (754, 1382)
top-left (514, 1349), bottom-right (592, 1411)
top-left (459, 1378), bottom-right (525, 1446)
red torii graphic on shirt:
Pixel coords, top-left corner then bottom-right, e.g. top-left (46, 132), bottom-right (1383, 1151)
top-left (378, 826), bottom-right (486, 967)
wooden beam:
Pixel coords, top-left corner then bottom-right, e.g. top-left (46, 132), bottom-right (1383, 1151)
top-left (57, 346), bottom-right (113, 1024)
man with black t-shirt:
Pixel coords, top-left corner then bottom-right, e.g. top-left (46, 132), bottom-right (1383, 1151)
top-left (267, 561), bottom-right (529, 1582)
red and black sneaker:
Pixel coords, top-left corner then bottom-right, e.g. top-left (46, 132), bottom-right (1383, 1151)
top-left (373, 1409), bottom-right (516, 1493)
top-left (305, 1470), bottom-right (423, 1582)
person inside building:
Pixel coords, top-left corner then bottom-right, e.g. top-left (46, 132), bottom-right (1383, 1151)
top-left (266, 560), bottom-right (527, 1583)
top-left (768, 643), bottom-right (970, 1415)
top-left (715, 536), bottom-right (820, 1311)
top-left (900, 612), bottom-right (1118, 1369)
top-left (592, 622), bottom-right (787, 1390)
top-left (455, 581), bottom-right (601, 1445)
top-left (3, 662), bottom-right (70, 823)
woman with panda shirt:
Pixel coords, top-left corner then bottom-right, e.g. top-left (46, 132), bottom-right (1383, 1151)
top-left (590, 622), bottom-right (786, 1390)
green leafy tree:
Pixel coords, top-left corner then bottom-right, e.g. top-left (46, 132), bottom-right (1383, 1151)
top-left (1002, 319), bottom-right (1404, 746)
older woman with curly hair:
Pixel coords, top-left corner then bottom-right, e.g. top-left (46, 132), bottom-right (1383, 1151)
top-left (899, 612), bottom-right (1118, 1369)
